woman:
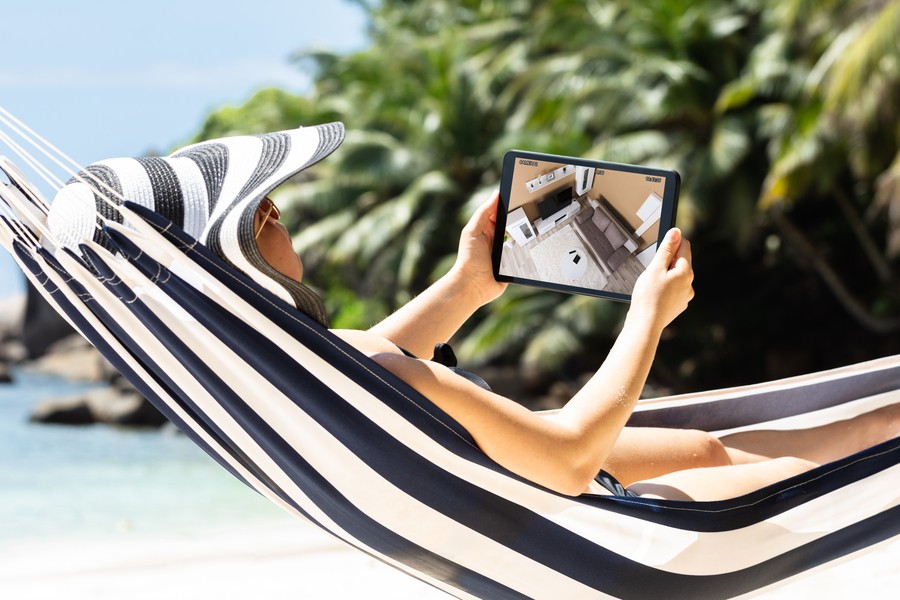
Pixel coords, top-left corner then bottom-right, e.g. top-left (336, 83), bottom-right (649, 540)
top-left (52, 124), bottom-right (899, 501)
top-left (256, 191), bottom-right (899, 501)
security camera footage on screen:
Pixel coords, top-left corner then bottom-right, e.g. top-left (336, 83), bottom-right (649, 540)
top-left (499, 158), bottom-right (667, 297)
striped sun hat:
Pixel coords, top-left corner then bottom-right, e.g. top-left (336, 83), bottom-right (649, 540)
top-left (47, 122), bottom-right (345, 327)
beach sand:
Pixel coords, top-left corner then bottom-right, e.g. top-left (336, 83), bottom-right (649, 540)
top-left (0, 520), bottom-right (896, 599)
top-left (0, 520), bottom-right (446, 599)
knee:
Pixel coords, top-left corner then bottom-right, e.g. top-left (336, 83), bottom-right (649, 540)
top-left (772, 456), bottom-right (818, 477)
top-left (685, 430), bottom-right (731, 468)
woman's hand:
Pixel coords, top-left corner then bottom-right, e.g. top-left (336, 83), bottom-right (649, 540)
top-left (364, 191), bottom-right (508, 357)
top-left (451, 190), bottom-right (508, 307)
top-left (629, 227), bottom-right (694, 332)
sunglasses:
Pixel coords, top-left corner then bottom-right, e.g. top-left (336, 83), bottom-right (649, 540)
top-left (255, 198), bottom-right (282, 239)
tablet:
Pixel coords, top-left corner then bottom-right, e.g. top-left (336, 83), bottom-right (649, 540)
top-left (493, 150), bottom-right (680, 302)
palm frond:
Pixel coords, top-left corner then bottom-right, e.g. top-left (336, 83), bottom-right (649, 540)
top-left (823, 1), bottom-right (900, 112)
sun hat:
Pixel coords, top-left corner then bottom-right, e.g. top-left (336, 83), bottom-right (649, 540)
top-left (46, 122), bottom-right (345, 327)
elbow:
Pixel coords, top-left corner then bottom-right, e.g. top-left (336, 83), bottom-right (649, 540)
top-left (555, 462), bottom-right (601, 496)
top-left (555, 478), bottom-right (592, 497)
top-left (541, 443), bottom-right (605, 496)
top-left (538, 423), bottom-right (607, 496)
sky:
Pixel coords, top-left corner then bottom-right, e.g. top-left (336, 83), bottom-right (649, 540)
top-left (0, 0), bottom-right (368, 299)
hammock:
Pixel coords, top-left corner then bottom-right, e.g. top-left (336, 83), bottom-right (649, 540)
top-left (1, 114), bottom-right (898, 600)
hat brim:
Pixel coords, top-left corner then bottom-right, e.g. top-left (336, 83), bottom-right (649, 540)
top-left (179, 123), bottom-right (344, 324)
top-left (49, 122), bottom-right (344, 326)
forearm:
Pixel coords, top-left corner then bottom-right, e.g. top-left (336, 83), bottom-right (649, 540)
top-left (368, 267), bottom-right (484, 358)
top-left (373, 309), bottom-right (666, 496)
top-left (546, 310), bottom-right (664, 486)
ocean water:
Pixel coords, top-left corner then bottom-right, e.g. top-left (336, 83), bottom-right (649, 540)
top-left (0, 370), bottom-right (291, 542)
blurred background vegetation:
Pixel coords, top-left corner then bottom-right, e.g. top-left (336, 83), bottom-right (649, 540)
top-left (191, 0), bottom-right (900, 399)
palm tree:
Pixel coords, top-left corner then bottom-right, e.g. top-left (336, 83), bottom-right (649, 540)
top-left (460, 0), bottom-right (774, 374)
top-left (724, 0), bottom-right (900, 333)
top-left (188, 0), bottom-right (900, 395)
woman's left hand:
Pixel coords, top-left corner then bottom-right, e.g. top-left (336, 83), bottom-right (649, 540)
top-left (452, 190), bottom-right (508, 307)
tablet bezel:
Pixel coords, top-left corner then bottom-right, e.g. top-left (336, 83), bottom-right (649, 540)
top-left (493, 149), bottom-right (680, 302)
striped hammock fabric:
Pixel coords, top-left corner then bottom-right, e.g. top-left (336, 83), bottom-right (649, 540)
top-left (1, 120), bottom-right (899, 599)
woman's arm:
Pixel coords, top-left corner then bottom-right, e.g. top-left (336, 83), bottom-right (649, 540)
top-left (366, 192), bottom-right (507, 358)
top-left (372, 228), bottom-right (693, 495)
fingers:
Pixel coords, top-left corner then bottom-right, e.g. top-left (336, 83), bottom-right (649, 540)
top-left (465, 190), bottom-right (501, 237)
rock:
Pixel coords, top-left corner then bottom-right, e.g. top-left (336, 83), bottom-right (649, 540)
top-left (0, 293), bottom-right (26, 337)
top-left (21, 282), bottom-right (74, 359)
top-left (0, 361), bottom-right (11, 384)
top-left (30, 385), bottom-right (167, 427)
top-left (93, 387), bottom-right (167, 427)
top-left (26, 335), bottom-right (110, 382)
top-left (0, 293), bottom-right (26, 385)
top-left (29, 396), bottom-right (95, 425)
top-left (1, 339), bottom-right (26, 363)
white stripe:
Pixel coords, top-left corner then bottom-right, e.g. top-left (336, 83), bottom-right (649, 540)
top-left (712, 389), bottom-right (900, 436)
top-left (45, 181), bottom-right (96, 251)
top-left (7, 206), bottom-right (897, 596)
top-left (205, 137), bottom-right (295, 304)
top-left (635, 355), bottom-right (900, 413)
top-left (92, 235), bottom-right (614, 599)
top-left (98, 217), bottom-right (900, 579)
top-left (58, 241), bottom-right (497, 599)
top-left (165, 156), bottom-right (209, 239)
top-left (96, 158), bottom-right (154, 209)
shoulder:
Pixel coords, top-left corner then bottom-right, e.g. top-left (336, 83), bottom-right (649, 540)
top-left (331, 328), bottom-right (404, 355)
top-left (370, 352), bottom-right (444, 390)
top-left (369, 352), bottom-right (493, 408)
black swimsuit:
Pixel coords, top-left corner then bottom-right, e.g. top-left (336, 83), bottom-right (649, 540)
top-left (593, 470), bottom-right (638, 498)
top-left (406, 343), bottom-right (637, 498)
top-left (401, 343), bottom-right (493, 391)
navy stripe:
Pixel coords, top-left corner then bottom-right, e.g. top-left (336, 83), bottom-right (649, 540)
top-left (82, 240), bottom-right (525, 600)
top-left (95, 205), bottom-right (900, 598)
top-left (13, 239), bottom-right (900, 598)
top-left (104, 218), bottom-right (900, 595)
top-left (23, 243), bottom-right (256, 489)
top-left (628, 366), bottom-right (900, 431)
top-left (76, 244), bottom-right (310, 501)
top-left (13, 247), bottom-right (366, 574)
top-left (0, 215), bottom-right (39, 245)
top-left (119, 202), bottom-right (479, 447)
top-left (143, 263), bottom-right (900, 596)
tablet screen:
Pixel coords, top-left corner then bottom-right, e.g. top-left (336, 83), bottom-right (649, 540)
top-left (494, 151), bottom-right (679, 301)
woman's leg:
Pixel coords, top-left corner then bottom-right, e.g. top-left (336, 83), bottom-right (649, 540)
top-left (718, 402), bottom-right (900, 465)
top-left (627, 457), bottom-right (818, 501)
top-left (606, 402), bottom-right (900, 487)
top-left (605, 427), bottom-right (741, 486)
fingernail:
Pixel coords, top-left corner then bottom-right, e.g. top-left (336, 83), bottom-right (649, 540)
top-left (668, 228), bottom-right (681, 242)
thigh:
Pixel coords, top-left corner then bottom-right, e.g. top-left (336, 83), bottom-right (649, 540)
top-left (605, 427), bottom-right (731, 486)
top-left (627, 457), bottom-right (817, 502)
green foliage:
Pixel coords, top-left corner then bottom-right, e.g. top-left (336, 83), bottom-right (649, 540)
top-left (189, 0), bottom-right (900, 391)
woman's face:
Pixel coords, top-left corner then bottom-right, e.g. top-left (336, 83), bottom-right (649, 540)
top-left (254, 198), bottom-right (303, 282)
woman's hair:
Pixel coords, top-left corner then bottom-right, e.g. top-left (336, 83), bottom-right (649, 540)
top-left (47, 123), bottom-right (345, 327)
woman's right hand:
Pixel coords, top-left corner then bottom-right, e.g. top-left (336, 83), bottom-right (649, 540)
top-left (629, 227), bottom-right (694, 332)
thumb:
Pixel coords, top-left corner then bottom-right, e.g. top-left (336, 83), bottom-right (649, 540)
top-left (653, 228), bottom-right (681, 269)
top-left (465, 191), bottom-right (500, 235)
